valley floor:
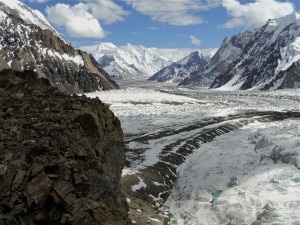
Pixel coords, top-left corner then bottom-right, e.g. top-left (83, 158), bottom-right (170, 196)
top-left (86, 80), bottom-right (300, 225)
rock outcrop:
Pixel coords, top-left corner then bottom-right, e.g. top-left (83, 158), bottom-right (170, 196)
top-left (0, 69), bottom-right (130, 225)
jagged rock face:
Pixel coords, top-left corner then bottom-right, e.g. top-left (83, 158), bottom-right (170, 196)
top-left (211, 13), bottom-right (300, 90)
top-left (148, 51), bottom-right (207, 83)
top-left (0, 70), bottom-right (130, 225)
top-left (179, 30), bottom-right (256, 87)
top-left (0, 0), bottom-right (118, 94)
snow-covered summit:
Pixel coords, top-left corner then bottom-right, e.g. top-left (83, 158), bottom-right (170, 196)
top-left (0, 0), bottom-right (55, 31)
top-left (211, 12), bottom-right (300, 91)
top-left (81, 42), bottom-right (216, 80)
top-left (148, 51), bottom-right (208, 83)
top-left (0, 0), bottom-right (117, 93)
top-left (266, 13), bottom-right (300, 30)
top-left (179, 13), bottom-right (300, 91)
top-left (179, 29), bottom-right (256, 88)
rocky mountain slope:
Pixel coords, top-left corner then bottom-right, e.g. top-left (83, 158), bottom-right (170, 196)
top-left (0, 0), bottom-right (117, 94)
top-left (179, 30), bottom-right (256, 87)
top-left (81, 42), bottom-right (216, 80)
top-left (211, 13), bottom-right (300, 90)
top-left (0, 69), bottom-right (130, 225)
top-left (148, 51), bottom-right (207, 83)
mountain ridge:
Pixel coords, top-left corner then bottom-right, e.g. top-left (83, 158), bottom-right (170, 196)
top-left (211, 12), bottom-right (300, 90)
top-left (81, 42), bottom-right (217, 80)
top-left (179, 29), bottom-right (256, 88)
top-left (148, 51), bottom-right (208, 83)
top-left (179, 13), bottom-right (300, 91)
top-left (0, 0), bottom-right (117, 94)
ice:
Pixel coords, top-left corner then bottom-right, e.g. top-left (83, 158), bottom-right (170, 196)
top-left (0, 10), bottom-right (6, 23)
top-left (167, 120), bottom-right (300, 225)
top-left (87, 82), bottom-right (300, 225)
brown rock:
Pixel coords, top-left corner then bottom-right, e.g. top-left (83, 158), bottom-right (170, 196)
top-left (0, 71), bottom-right (129, 225)
top-left (26, 171), bottom-right (53, 206)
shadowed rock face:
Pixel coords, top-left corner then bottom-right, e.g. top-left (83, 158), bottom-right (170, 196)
top-left (179, 30), bottom-right (256, 88)
top-left (0, 69), bottom-right (130, 225)
top-left (211, 14), bottom-right (300, 90)
top-left (0, 1), bottom-right (118, 94)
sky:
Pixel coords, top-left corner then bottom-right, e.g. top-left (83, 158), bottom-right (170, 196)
top-left (21, 0), bottom-right (300, 49)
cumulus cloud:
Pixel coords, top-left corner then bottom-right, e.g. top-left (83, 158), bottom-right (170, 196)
top-left (84, 0), bottom-right (130, 24)
top-left (46, 3), bottom-right (105, 38)
top-left (124, 0), bottom-right (221, 26)
top-left (45, 0), bottom-right (129, 38)
top-left (190, 35), bottom-right (202, 46)
top-left (221, 0), bottom-right (295, 28)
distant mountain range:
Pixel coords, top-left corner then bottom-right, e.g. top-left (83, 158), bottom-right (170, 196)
top-left (179, 13), bottom-right (300, 91)
top-left (1, 0), bottom-right (299, 92)
top-left (148, 51), bottom-right (207, 83)
top-left (80, 42), bottom-right (217, 80)
top-left (0, 0), bottom-right (117, 93)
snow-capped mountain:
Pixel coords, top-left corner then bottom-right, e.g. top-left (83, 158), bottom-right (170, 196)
top-left (0, 0), bottom-right (117, 93)
top-left (81, 42), bottom-right (216, 80)
top-left (212, 13), bottom-right (300, 90)
top-left (179, 30), bottom-right (256, 87)
top-left (148, 51), bottom-right (207, 83)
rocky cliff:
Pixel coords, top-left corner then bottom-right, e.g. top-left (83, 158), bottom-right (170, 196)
top-left (0, 0), bottom-right (117, 94)
top-left (211, 13), bottom-right (300, 90)
top-left (179, 30), bottom-right (256, 87)
top-left (0, 69), bottom-right (130, 225)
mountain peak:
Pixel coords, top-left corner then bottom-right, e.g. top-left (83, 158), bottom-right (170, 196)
top-left (0, 0), bottom-right (54, 31)
top-left (0, 0), bottom-right (118, 93)
top-left (265, 13), bottom-right (300, 32)
top-left (97, 42), bottom-right (118, 51)
top-left (148, 50), bottom-right (207, 83)
top-left (81, 43), bottom-right (199, 80)
top-left (211, 13), bottom-right (300, 91)
top-left (275, 12), bottom-right (300, 23)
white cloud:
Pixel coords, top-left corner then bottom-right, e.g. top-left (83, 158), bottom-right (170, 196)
top-left (84, 0), bottom-right (130, 24)
top-left (45, 0), bottom-right (129, 38)
top-left (190, 35), bottom-right (202, 46)
top-left (221, 0), bottom-right (295, 28)
top-left (46, 3), bottom-right (105, 38)
top-left (28, 0), bottom-right (49, 3)
top-left (124, 0), bottom-right (221, 26)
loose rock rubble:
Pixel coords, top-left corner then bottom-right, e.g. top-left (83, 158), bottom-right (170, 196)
top-left (0, 69), bottom-right (130, 225)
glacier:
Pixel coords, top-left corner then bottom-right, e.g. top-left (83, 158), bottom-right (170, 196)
top-left (87, 80), bottom-right (300, 225)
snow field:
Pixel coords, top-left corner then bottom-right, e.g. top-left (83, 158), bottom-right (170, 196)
top-left (87, 86), bottom-right (300, 225)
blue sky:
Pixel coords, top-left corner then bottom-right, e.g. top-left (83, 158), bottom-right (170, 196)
top-left (22, 0), bottom-right (300, 49)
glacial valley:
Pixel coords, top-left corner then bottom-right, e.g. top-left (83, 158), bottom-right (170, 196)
top-left (87, 79), bottom-right (300, 225)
